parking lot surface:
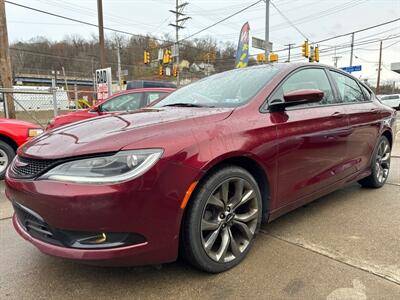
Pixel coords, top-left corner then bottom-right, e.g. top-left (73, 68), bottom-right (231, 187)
top-left (1, 129), bottom-right (399, 299)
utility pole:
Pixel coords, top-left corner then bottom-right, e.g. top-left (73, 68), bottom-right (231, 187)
top-left (265, 0), bottom-right (270, 62)
top-left (349, 32), bottom-right (354, 67)
top-left (376, 40), bottom-right (383, 94)
top-left (332, 46), bottom-right (342, 68)
top-left (116, 45), bottom-right (121, 90)
top-left (332, 56), bottom-right (342, 68)
top-left (51, 70), bottom-right (59, 117)
top-left (169, 1), bottom-right (190, 87)
top-left (0, 0), bottom-right (16, 119)
top-left (206, 53), bottom-right (210, 76)
top-left (97, 0), bottom-right (106, 68)
top-left (285, 43), bottom-right (294, 62)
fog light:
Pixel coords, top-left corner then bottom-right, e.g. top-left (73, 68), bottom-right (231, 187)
top-left (61, 231), bottom-right (146, 249)
top-left (78, 233), bottom-right (107, 244)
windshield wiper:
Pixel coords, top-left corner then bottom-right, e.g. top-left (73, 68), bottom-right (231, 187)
top-left (162, 103), bottom-right (214, 108)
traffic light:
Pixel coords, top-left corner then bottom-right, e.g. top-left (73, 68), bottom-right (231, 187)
top-left (301, 41), bottom-right (309, 58)
top-left (309, 46), bottom-right (314, 62)
top-left (314, 46), bottom-right (320, 62)
top-left (143, 50), bottom-right (150, 64)
top-left (269, 53), bottom-right (278, 62)
top-left (163, 49), bottom-right (172, 64)
top-left (159, 65), bottom-right (163, 76)
top-left (173, 65), bottom-right (178, 77)
top-left (256, 53), bottom-right (265, 63)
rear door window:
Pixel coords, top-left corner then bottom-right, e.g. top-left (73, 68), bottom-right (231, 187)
top-left (330, 71), bottom-right (365, 103)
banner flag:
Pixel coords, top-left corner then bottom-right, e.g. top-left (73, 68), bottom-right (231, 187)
top-left (235, 22), bottom-right (250, 68)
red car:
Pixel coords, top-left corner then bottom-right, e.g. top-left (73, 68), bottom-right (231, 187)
top-left (0, 118), bottom-right (43, 179)
top-left (46, 88), bottom-right (175, 130)
top-left (5, 63), bottom-right (396, 273)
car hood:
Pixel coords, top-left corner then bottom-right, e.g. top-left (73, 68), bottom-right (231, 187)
top-left (20, 107), bottom-right (234, 159)
top-left (56, 109), bottom-right (92, 118)
top-left (0, 118), bottom-right (39, 128)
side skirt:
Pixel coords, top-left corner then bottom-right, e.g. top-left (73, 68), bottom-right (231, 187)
top-left (267, 169), bottom-right (371, 222)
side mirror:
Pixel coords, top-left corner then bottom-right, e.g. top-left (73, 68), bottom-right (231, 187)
top-left (90, 106), bottom-right (100, 113)
top-left (270, 89), bottom-right (324, 110)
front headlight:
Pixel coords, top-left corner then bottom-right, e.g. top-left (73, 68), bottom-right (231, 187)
top-left (40, 149), bottom-right (163, 184)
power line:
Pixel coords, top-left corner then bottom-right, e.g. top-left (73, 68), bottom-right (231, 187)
top-left (271, 0), bottom-right (367, 33)
top-left (4, 1), bottom-right (170, 44)
top-left (270, 0), bottom-right (309, 40)
top-left (193, 33), bottom-right (400, 63)
top-left (216, 0), bottom-right (367, 39)
top-left (317, 18), bottom-right (400, 44)
top-left (37, 0), bottom-right (158, 30)
top-left (179, 0), bottom-right (263, 42)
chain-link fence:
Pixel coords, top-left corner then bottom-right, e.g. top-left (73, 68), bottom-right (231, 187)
top-left (0, 87), bottom-right (94, 127)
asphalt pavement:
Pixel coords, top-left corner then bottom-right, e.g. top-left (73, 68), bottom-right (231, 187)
top-left (1, 126), bottom-right (399, 299)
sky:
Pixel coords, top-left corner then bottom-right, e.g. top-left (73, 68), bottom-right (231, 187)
top-left (4, 0), bottom-right (400, 85)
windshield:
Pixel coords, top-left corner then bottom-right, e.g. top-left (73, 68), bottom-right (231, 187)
top-left (154, 65), bottom-right (280, 108)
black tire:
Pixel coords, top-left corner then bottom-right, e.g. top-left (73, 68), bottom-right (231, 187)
top-left (181, 166), bottom-right (262, 273)
top-left (358, 135), bottom-right (391, 188)
top-left (0, 140), bottom-right (15, 180)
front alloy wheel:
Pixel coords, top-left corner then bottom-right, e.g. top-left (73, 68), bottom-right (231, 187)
top-left (182, 166), bottom-right (262, 273)
top-left (201, 178), bottom-right (259, 263)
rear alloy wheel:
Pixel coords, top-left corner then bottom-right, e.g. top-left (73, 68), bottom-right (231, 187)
top-left (359, 135), bottom-right (391, 188)
top-left (182, 166), bottom-right (262, 273)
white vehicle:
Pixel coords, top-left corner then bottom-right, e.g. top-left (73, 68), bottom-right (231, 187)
top-left (380, 94), bottom-right (400, 110)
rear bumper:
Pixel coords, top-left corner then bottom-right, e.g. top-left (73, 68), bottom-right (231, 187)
top-left (6, 160), bottom-right (201, 266)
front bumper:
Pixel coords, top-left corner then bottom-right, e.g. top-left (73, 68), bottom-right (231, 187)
top-left (13, 214), bottom-right (152, 264)
top-left (6, 160), bottom-right (201, 266)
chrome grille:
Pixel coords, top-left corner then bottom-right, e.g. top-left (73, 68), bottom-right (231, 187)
top-left (10, 156), bottom-right (59, 179)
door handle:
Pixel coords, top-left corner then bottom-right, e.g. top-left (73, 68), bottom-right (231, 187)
top-left (331, 112), bottom-right (344, 118)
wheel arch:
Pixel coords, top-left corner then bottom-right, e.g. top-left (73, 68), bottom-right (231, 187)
top-left (0, 133), bottom-right (18, 151)
top-left (190, 154), bottom-right (271, 222)
top-left (381, 129), bottom-right (393, 148)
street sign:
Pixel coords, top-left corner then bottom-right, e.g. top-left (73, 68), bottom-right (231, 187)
top-left (252, 37), bottom-right (272, 51)
top-left (340, 65), bottom-right (362, 73)
top-left (171, 44), bottom-right (179, 57)
top-left (119, 69), bottom-right (128, 76)
top-left (95, 67), bottom-right (112, 102)
top-left (158, 49), bottom-right (164, 61)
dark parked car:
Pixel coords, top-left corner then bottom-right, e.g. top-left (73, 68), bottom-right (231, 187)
top-left (5, 63), bottom-right (396, 273)
top-left (126, 80), bottom-right (176, 90)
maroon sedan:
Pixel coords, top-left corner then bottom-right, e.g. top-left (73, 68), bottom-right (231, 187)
top-left (46, 88), bottom-right (174, 130)
top-left (5, 63), bottom-right (396, 273)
